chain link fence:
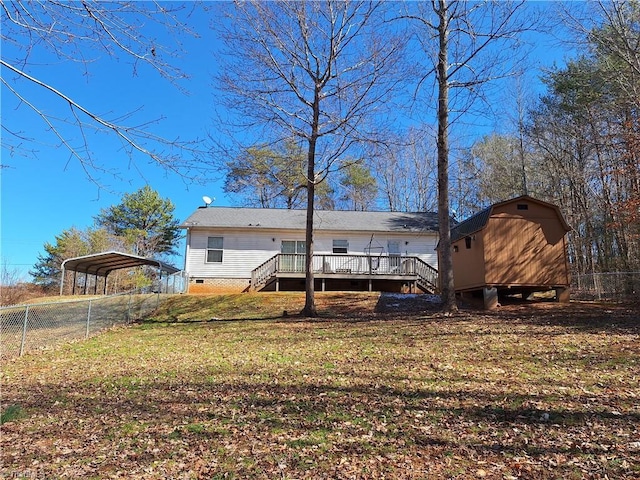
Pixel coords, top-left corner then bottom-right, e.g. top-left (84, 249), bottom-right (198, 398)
top-left (155, 270), bottom-right (188, 294)
top-left (1, 292), bottom-right (171, 360)
top-left (572, 272), bottom-right (639, 302)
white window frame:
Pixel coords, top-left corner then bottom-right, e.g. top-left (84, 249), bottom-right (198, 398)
top-left (332, 239), bottom-right (349, 254)
top-left (206, 236), bottom-right (224, 263)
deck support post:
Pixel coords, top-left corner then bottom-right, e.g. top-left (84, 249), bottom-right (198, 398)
top-left (483, 287), bottom-right (499, 309)
top-left (276, 278), bottom-right (280, 292)
top-left (321, 278), bottom-right (325, 292)
top-left (555, 287), bottom-right (570, 303)
top-left (368, 279), bottom-right (372, 292)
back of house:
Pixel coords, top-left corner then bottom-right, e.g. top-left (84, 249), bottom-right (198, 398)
top-left (181, 207), bottom-right (440, 294)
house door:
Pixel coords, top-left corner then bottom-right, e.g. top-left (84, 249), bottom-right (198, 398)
top-left (388, 240), bottom-right (401, 272)
top-left (281, 240), bottom-right (306, 272)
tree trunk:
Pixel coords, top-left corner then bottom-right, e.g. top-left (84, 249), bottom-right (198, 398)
top-left (301, 91), bottom-right (321, 318)
top-left (302, 149), bottom-right (317, 317)
top-left (436, 0), bottom-right (458, 313)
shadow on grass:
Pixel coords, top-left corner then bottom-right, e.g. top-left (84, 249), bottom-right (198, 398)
top-left (483, 301), bottom-right (640, 333)
top-left (9, 377), bottom-right (639, 458)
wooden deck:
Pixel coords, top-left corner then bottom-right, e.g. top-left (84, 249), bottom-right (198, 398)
top-left (251, 254), bottom-right (439, 293)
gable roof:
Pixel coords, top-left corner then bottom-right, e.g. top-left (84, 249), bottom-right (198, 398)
top-left (450, 195), bottom-right (571, 242)
top-left (181, 207), bottom-right (439, 234)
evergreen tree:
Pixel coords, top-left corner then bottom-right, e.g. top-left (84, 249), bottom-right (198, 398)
top-left (95, 186), bottom-right (181, 258)
top-left (30, 227), bottom-right (109, 292)
top-left (338, 162), bottom-right (378, 211)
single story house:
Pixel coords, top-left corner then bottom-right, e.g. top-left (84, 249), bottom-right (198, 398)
top-left (449, 195), bottom-right (572, 308)
top-left (180, 207), bottom-right (440, 294)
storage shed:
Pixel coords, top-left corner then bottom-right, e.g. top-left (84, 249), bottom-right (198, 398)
top-left (449, 196), bottom-right (571, 308)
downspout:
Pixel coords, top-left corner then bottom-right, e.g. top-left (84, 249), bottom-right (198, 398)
top-left (184, 228), bottom-right (191, 294)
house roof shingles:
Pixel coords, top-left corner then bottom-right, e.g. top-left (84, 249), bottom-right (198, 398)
top-left (181, 207), bottom-right (439, 234)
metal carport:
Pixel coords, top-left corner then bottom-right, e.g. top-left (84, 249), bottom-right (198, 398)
top-left (60, 251), bottom-right (180, 295)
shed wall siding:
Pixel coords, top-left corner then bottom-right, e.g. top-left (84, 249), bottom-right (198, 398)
top-left (484, 216), bottom-right (569, 286)
top-left (451, 231), bottom-right (487, 291)
top-left (185, 228), bottom-right (438, 279)
top-left (451, 198), bottom-right (570, 292)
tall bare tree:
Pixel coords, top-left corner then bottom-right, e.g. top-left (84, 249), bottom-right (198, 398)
top-left (371, 128), bottom-right (439, 213)
top-left (1, 1), bottom-right (201, 181)
top-left (403, 0), bottom-right (538, 312)
top-left (216, 1), bottom-right (404, 316)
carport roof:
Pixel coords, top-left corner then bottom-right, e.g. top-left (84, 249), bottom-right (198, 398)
top-left (61, 251), bottom-right (179, 277)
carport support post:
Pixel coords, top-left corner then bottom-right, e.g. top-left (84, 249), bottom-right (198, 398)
top-left (483, 287), bottom-right (499, 310)
top-left (59, 266), bottom-right (65, 296)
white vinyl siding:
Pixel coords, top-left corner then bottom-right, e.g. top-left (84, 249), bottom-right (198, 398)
top-left (184, 228), bottom-right (438, 279)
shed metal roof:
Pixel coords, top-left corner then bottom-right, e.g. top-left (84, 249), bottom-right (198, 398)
top-left (61, 251), bottom-right (179, 277)
top-left (450, 195), bottom-right (571, 242)
top-left (180, 207), bottom-right (439, 234)
top-left (450, 207), bottom-right (492, 242)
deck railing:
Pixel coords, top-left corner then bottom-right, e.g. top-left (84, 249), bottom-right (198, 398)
top-left (251, 254), bottom-right (438, 292)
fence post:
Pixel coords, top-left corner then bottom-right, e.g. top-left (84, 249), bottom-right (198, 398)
top-left (20, 305), bottom-right (29, 357)
top-left (127, 292), bottom-right (133, 323)
top-left (86, 299), bottom-right (92, 339)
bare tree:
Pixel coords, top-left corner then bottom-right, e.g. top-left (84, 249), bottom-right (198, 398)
top-left (402, 0), bottom-right (538, 313)
top-left (371, 128), bottom-right (439, 212)
top-left (1, 1), bottom-right (202, 182)
top-left (216, 1), bottom-right (404, 316)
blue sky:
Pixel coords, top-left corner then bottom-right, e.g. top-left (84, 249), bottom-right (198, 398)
top-left (1, 2), bottom-right (577, 281)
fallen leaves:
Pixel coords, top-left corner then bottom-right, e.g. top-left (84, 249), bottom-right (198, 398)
top-left (1, 300), bottom-right (639, 478)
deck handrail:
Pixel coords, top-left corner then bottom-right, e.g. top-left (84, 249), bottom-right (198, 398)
top-left (251, 253), bottom-right (439, 292)
top-left (251, 255), bottom-right (279, 291)
top-left (414, 257), bottom-right (439, 292)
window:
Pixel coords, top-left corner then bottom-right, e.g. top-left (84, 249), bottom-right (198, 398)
top-left (517, 203), bottom-right (529, 210)
top-left (333, 239), bottom-right (349, 254)
top-left (465, 237), bottom-right (472, 249)
top-left (281, 240), bottom-right (305, 272)
top-left (206, 236), bottom-right (223, 263)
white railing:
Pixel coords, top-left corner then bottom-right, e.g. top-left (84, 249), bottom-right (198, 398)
top-left (251, 254), bottom-right (439, 292)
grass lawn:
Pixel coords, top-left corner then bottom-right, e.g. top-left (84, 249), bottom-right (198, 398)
top-left (1, 293), bottom-right (639, 479)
